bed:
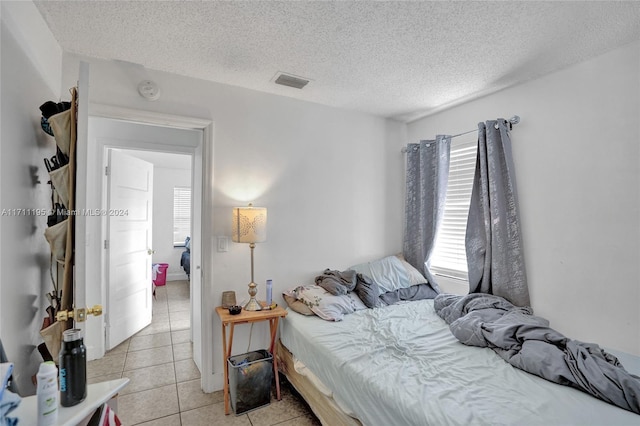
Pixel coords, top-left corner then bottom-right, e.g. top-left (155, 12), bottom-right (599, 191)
top-left (277, 257), bottom-right (640, 426)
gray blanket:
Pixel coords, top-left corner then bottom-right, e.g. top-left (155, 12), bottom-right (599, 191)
top-left (379, 283), bottom-right (438, 305)
top-left (315, 269), bottom-right (357, 295)
top-left (434, 293), bottom-right (640, 414)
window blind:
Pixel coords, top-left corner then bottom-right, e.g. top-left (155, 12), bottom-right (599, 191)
top-left (430, 133), bottom-right (478, 281)
top-left (173, 186), bottom-right (191, 246)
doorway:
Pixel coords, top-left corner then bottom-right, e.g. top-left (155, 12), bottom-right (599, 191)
top-left (81, 114), bottom-right (208, 381)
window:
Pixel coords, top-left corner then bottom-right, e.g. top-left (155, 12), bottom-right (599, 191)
top-left (173, 186), bottom-right (191, 246)
top-left (430, 133), bottom-right (478, 281)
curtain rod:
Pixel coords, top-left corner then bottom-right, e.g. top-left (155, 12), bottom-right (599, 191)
top-left (402, 115), bottom-right (521, 153)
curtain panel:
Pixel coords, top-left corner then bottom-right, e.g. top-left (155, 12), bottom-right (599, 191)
top-left (403, 136), bottom-right (451, 292)
top-left (465, 120), bottom-right (530, 306)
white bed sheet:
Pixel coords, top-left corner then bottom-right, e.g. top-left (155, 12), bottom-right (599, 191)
top-left (280, 299), bottom-right (640, 426)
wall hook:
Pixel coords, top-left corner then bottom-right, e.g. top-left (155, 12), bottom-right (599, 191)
top-left (29, 165), bottom-right (41, 186)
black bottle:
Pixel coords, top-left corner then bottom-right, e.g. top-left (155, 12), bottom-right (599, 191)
top-left (59, 328), bottom-right (87, 407)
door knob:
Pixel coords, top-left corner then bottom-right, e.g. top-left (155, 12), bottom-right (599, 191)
top-left (147, 248), bottom-right (155, 255)
top-left (56, 304), bottom-right (103, 322)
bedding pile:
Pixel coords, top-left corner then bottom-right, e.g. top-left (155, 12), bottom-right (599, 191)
top-left (314, 269), bottom-right (357, 295)
top-left (435, 293), bottom-right (640, 414)
top-left (284, 255), bottom-right (438, 321)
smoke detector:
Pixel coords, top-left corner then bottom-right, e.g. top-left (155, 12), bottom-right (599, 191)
top-left (137, 80), bottom-right (161, 101)
top-left (273, 72), bottom-right (310, 89)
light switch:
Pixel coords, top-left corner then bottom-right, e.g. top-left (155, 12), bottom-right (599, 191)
top-left (217, 236), bottom-right (229, 252)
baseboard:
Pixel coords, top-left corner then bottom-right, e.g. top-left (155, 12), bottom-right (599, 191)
top-left (167, 272), bottom-right (188, 282)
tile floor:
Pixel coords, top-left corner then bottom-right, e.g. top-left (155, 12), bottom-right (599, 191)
top-left (87, 280), bottom-right (320, 425)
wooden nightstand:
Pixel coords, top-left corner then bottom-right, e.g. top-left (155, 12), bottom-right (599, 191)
top-left (215, 305), bottom-right (288, 415)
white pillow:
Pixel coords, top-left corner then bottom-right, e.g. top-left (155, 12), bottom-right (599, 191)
top-left (348, 256), bottom-right (411, 294)
top-left (395, 254), bottom-right (429, 285)
top-left (283, 285), bottom-right (367, 321)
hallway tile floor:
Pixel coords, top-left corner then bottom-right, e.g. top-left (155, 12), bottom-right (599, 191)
top-left (87, 280), bottom-right (320, 425)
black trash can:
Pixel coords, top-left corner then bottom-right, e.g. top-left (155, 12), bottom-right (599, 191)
top-left (228, 349), bottom-right (273, 415)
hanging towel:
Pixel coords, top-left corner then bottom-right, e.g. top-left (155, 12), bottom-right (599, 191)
top-left (0, 363), bottom-right (13, 402)
top-left (152, 264), bottom-right (161, 282)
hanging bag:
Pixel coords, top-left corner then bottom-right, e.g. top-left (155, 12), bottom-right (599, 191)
top-left (44, 219), bottom-right (68, 264)
top-left (48, 164), bottom-right (70, 209)
top-left (48, 109), bottom-right (72, 156)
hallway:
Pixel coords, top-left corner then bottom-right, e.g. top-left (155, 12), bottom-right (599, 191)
top-left (86, 280), bottom-right (319, 425)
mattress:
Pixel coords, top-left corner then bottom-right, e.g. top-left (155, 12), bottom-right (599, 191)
top-left (280, 299), bottom-right (640, 426)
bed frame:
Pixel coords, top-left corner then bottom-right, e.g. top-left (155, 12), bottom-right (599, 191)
top-left (276, 339), bottom-right (361, 426)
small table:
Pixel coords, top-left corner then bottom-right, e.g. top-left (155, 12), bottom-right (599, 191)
top-left (215, 305), bottom-right (288, 415)
top-left (13, 378), bottom-right (129, 425)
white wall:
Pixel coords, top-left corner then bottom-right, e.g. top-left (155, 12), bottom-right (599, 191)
top-left (407, 41), bottom-right (640, 356)
top-left (152, 166), bottom-right (191, 280)
top-left (0, 2), bottom-right (62, 100)
top-left (0, 4), bottom-right (62, 395)
top-left (61, 53), bottom-right (406, 389)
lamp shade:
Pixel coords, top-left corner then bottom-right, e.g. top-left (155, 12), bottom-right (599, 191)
top-left (232, 206), bottom-right (267, 243)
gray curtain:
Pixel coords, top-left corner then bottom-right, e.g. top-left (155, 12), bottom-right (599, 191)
top-left (465, 120), bottom-right (530, 306)
top-left (403, 136), bottom-right (451, 292)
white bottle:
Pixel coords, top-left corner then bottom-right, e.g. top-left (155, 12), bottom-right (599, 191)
top-left (37, 361), bottom-right (59, 426)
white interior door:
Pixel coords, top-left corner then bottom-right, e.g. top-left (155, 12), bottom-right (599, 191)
top-left (106, 149), bottom-right (154, 349)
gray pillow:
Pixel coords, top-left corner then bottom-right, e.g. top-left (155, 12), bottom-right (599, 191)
top-left (349, 256), bottom-right (411, 295)
top-left (354, 273), bottom-right (382, 308)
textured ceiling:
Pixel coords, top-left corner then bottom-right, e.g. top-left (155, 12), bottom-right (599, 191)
top-left (34, 1), bottom-right (640, 122)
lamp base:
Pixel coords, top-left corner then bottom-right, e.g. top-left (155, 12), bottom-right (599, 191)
top-left (245, 280), bottom-right (262, 311)
top-left (244, 297), bottom-right (262, 311)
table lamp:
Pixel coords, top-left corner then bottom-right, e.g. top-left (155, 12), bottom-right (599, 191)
top-left (232, 204), bottom-right (267, 311)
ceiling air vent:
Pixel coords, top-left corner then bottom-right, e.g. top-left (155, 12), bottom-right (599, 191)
top-left (274, 73), bottom-right (310, 89)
